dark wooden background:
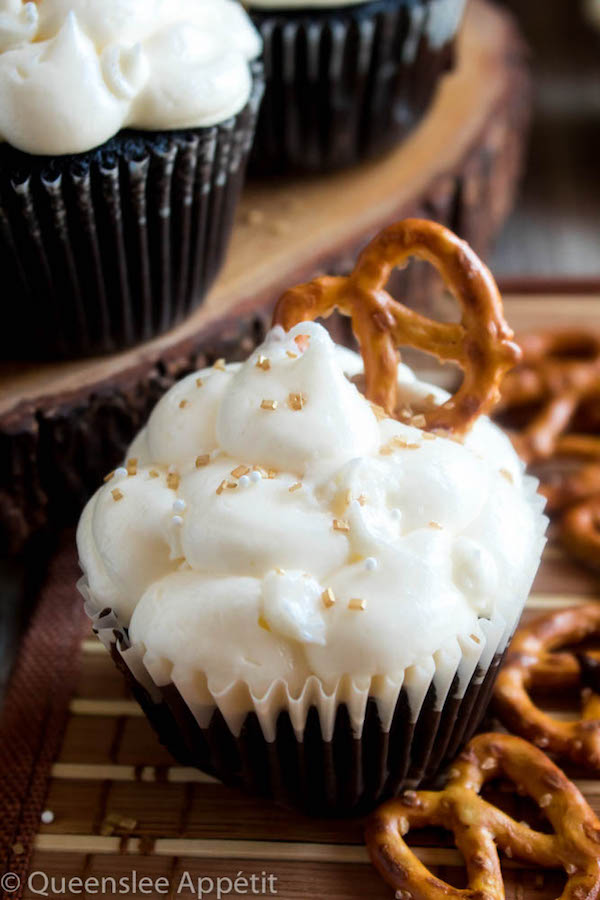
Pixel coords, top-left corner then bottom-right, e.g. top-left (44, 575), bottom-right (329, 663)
top-left (2, 0), bottom-right (600, 700)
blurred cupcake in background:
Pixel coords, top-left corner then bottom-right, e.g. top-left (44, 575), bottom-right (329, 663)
top-left (0, 0), bottom-right (263, 360)
top-left (585, 0), bottom-right (600, 31)
top-left (247, 0), bottom-right (466, 173)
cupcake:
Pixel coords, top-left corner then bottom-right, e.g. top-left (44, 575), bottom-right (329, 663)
top-left (248, 0), bottom-right (466, 173)
top-left (77, 220), bottom-right (547, 815)
top-left (0, 0), bottom-right (263, 360)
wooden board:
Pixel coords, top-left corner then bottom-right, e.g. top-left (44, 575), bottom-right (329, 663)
top-left (21, 538), bottom-right (600, 900)
top-left (0, 0), bottom-right (531, 553)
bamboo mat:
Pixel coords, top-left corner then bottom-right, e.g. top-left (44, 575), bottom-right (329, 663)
top-left (2, 291), bottom-right (600, 900)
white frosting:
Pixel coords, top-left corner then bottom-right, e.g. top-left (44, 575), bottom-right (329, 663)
top-left (78, 322), bottom-right (547, 719)
top-left (0, 0), bottom-right (261, 155)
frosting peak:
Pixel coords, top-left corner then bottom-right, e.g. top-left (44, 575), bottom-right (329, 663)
top-left (0, 0), bottom-right (261, 154)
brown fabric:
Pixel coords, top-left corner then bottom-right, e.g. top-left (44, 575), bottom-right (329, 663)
top-left (0, 537), bottom-right (86, 898)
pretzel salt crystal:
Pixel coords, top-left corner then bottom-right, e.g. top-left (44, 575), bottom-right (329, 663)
top-left (366, 732), bottom-right (600, 900)
top-left (494, 605), bottom-right (600, 769)
top-left (273, 219), bottom-right (520, 436)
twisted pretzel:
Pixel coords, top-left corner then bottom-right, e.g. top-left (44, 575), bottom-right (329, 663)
top-left (273, 219), bottom-right (520, 436)
top-left (494, 606), bottom-right (600, 770)
top-left (495, 328), bottom-right (600, 569)
top-left (497, 329), bottom-right (600, 464)
top-left (366, 732), bottom-right (600, 900)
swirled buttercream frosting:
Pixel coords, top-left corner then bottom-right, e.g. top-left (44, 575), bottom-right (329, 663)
top-left (78, 323), bottom-right (547, 707)
top-left (0, 0), bottom-right (261, 154)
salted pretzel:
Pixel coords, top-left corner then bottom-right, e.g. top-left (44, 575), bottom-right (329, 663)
top-left (497, 329), bottom-right (600, 464)
top-left (494, 605), bottom-right (600, 770)
top-left (366, 732), bottom-right (600, 900)
top-left (495, 328), bottom-right (600, 569)
top-left (273, 219), bottom-right (520, 436)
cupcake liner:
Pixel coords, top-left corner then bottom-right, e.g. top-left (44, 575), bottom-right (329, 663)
top-left (0, 64), bottom-right (264, 361)
top-left (249, 0), bottom-right (465, 174)
top-left (80, 473), bottom-right (546, 816)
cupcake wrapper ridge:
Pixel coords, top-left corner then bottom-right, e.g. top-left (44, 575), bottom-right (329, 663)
top-left (0, 64), bottom-right (264, 360)
top-left (249, 0), bottom-right (465, 174)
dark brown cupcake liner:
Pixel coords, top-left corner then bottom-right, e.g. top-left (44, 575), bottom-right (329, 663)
top-left (0, 64), bottom-right (264, 361)
top-left (249, 0), bottom-right (464, 174)
top-left (90, 602), bottom-right (510, 817)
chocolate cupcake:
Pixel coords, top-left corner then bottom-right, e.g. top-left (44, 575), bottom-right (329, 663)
top-left (77, 221), bottom-right (547, 816)
top-left (0, 0), bottom-right (263, 360)
top-left (248, 0), bottom-right (465, 173)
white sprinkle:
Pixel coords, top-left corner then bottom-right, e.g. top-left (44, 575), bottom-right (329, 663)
top-left (238, 475), bottom-right (250, 488)
top-left (250, 470), bottom-right (262, 483)
top-left (172, 515), bottom-right (184, 527)
top-left (365, 557), bottom-right (378, 572)
top-left (114, 467), bottom-right (128, 480)
top-left (172, 499), bottom-right (186, 513)
top-left (41, 810), bottom-right (54, 824)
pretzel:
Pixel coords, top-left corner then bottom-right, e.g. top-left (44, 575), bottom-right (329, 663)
top-left (497, 329), bottom-right (600, 464)
top-left (494, 605), bottom-right (600, 770)
top-left (366, 732), bottom-right (600, 900)
top-left (495, 328), bottom-right (600, 569)
top-left (273, 219), bottom-right (520, 436)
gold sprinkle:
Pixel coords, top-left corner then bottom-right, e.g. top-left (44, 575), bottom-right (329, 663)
top-left (411, 413), bottom-right (427, 428)
top-left (425, 394), bottom-right (436, 404)
top-left (231, 465), bottom-right (250, 479)
top-left (260, 399), bottom-right (278, 411)
top-left (348, 598), bottom-right (367, 611)
top-left (195, 454), bottom-right (210, 468)
top-left (255, 354), bottom-right (271, 371)
top-left (167, 472), bottom-right (180, 491)
top-left (126, 457), bottom-right (137, 476)
top-left (226, 481), bottom-right (238, 490)
top-left (216, 480), bottom-right (227, 495)
top-left (333, 519), bottom-right (350, 533)
top-left (343, 489), bottom-right (352, 507)
top-left (321, 588), bottom-right (336, 609)
top-left (267, 469), bottom-right (278, 479)
top-left (196, 377), bottom-right (203, 387)
top-left (103, 470), bottom-right (115, 483)
top-left (258, 615), bottom-right (271, 632)
top-left (275, 568), bottom-right (285, 575)
top-left (469, 633), bottom-right (481, 644)
top-left (213, 358), bottom-right (226, 371)
top-left (286, 350), bottom-right (298, 359)
top-left (287, 392), bottom-right (306, 411)
top-left (407, 443), bottom-right (421, 450)
top-left (428, 521), bottom-right (443, 530)
top-left (111, 488), bottom-right (124, 502)
top-left (370, 403), bottom-right (387, 422)
top-left (289, 482), bottom-right (302, 493)
top-left (500, 468), bottom-right (514, 484)
top-left (358, 494), bottom-right (366, 506)
top-left (179, 399), bottom-right (189, 409)
top-left (422, 432), bottom-right (436, 441)
top-left (149, 470), bottom-right (159, 478)
top-left (379, 443), bottom-right (394, 456)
